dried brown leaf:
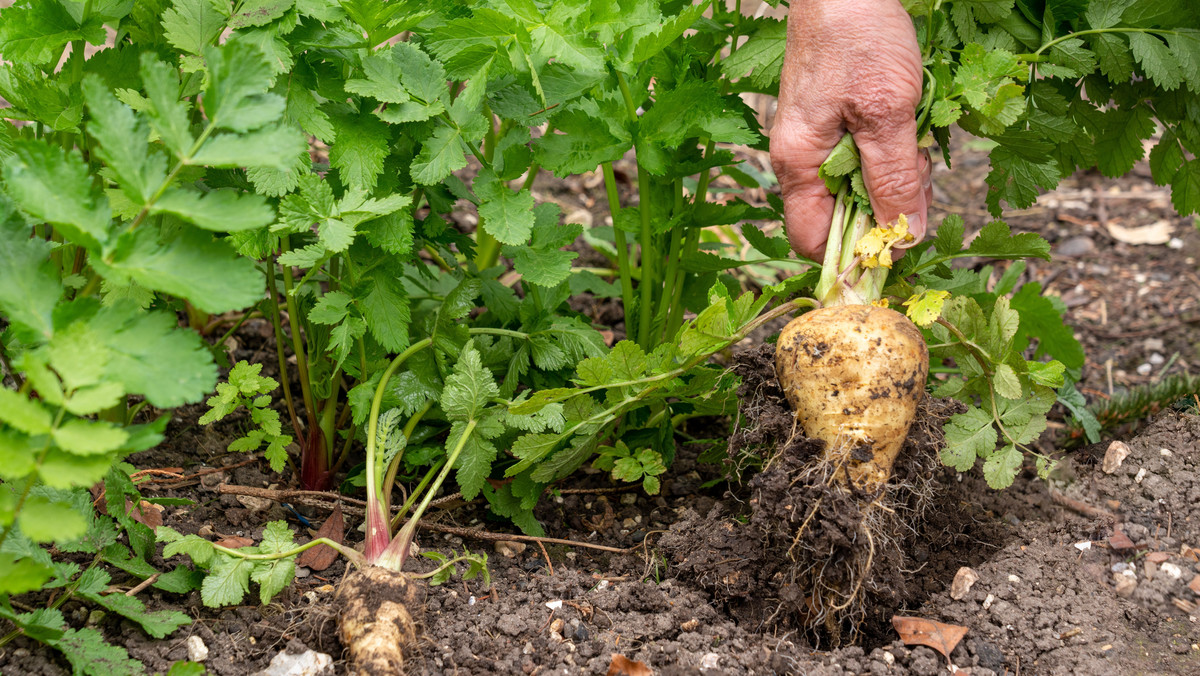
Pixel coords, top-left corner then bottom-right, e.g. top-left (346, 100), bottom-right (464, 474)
top-left (607, 654), bottom-right (653, 676)
top-left (892, 616), bottom-right (969, 662)
top-left (129, 499), bottom-right (164, 529)
top-left (215, 536), bottom-right (254, 549)
top-left (297, 503), bottom-right (345, 572)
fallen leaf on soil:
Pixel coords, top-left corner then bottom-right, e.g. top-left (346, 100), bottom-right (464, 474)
top-left (1145, 551), bottom-right (1170, 563)
top-left (1188, 575), bottom-right (1200, 595)
top-left (128, 499), bottom-right (164, 529)
top-left (297, 503), bottom-right (345, 572)
top-left (215, 536), bottom-right (254, 549)
top-left (950, 567), bottom-right (979, 600)
top-left (1102, 441), bottom-right (1130, 474)
top-left (607, 654), bottom-right (653, 676)
top-left (1182, 545), bottom-right (1200, 562)
top-left (1106, 220), bottom-right (1174, 245)
top-left (1108, 529), bottom-right (1136, 552)
top-left (892, 616), bottom-right (969, 662)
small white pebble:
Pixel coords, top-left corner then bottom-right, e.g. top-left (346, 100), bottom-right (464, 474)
top-left (1160, 562), bottom-right (1183, 579)
top-left (1160, 448), bottom-right (1174, 457)
top-left (186, 636), bottom-right (209, 663)
top-left (882, 652), bottom-right (895, 665)
top-left (1135, 468), bottom-right (1148, 483)
top-left (545, 600), bottom-right (563, 610)
top-left (1074, 541), bottom-right (1092, 551)
top-left (983, 594), bottom-right (995, 609)
top-left (1137, 363), bottom-right (1153, 376)
top-left (468, 596), bottom-right (476, 606)
top-left (1007, 574), bottom-right (1022, 584)
top-left (1168, 237), bottom-right (1184, 249)
top-left (1149, 353), bottom-right (1165, 366)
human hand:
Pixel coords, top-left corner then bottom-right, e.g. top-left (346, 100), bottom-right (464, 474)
top-left (770, 0), bottom-right (931, 261)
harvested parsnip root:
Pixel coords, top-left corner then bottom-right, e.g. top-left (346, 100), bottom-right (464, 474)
top-left (775, 304), bottom-right (928, 491)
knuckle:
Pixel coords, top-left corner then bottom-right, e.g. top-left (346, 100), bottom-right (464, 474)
top-left (864, 165), bottom-right (920, 201)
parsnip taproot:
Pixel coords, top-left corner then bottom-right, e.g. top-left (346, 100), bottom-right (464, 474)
top-left (775, 302), bottom-right (928, 491)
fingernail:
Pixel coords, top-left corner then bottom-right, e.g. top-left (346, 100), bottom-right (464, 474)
top-left (905, 212), bottom-right (926, 238)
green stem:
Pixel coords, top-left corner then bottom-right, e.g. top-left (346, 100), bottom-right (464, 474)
top-left (214, 537), bottom-right (361, 565)
top-left (382, 419), bottom-right (477, 570)
top-left (319, 367), bottom-right (341, 463)
top-left (613, 70), bottom-right (658, 348)
top-left (602, 163), bottom-right (637, 330)
top-left (1028, 27), bottom-right (1170, 57)
top-left (265, 262), bottom-right (302, 440)
top-left (389, 457), bottom-right (443, 530)
top-left (655, 180), bottom-right (685, 341)
top-left (279, 254), bottom-right (317, 428)
top-left (363, 327), bottom-right (531, 523)
top-left (382, 400), bottom-right (432, 511)
top-left (410, 554), bottom-right (481, 580)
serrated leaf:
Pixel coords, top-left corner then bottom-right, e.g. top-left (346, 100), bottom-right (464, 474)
top-left (965, 220), bottom-right (1051, 260)
top-left (0, 2), bottom-right (90, 66)
top-left (5, 139), bottom-right (111, 249)
top-left (930, 98), bottom-right (963, 127)
top-left (1092, 32), bottom-right (1135, 84)
top-left (95, 227), bottom-right (264, 314)
top-left (1010, 282), bottom-right (1084, 371)
top-left (903, 288), bottom-right (950, 328)
top-left (0, 213), bottom-right (60, 338)
top-left (19, 497), bottom-right (87, 543)
top-left (992, 363), bottom-right (1022, 399)
top-left (329, 110), bottom-right (390, 191)
top-left (191, 125), bottom-right (309, 170)
top-left (162, 533), bottom-right (216, 567)
top-left (449, 420), bottom-right (498, 501)
top-left (139, 54), bottom-right (195, 157)
top-left (982, 444), bottom-right (1022, 489)
top-left (52, 419), bottom-right (130, 455)
top-left (53, 627), bottom-right (143, 676)
top-left (720, 18), bottom-right (786, 89)
top-left (151, 189), bottom-right (275, 232)
top-left (1171, 159), bottom-right (1200, 215)
top-left (0, 386), bottom-right (54, 435)
top-left (201, 554), bottom-right (253, 607)
top-left (993, 384), bottom-right (1055, 444)
top-left (162, 0), bottom-right (227, 55)
top-left (441, 343), bottom-right (499, 422)
top-left (477, 175), bottom-right (536, 245)
top-left (1027, 360), bottom-right (1066, 388)
top-left (941, 406), bottom-right (997, 471)
top-left (82, 76), bottom-right (162, 204)
top-left (1128, 32), bottom-right (1182, 90)
top-left (0, 552), bottom-right (55, 595)
top-left (411, 125), bottom-right (469, 185)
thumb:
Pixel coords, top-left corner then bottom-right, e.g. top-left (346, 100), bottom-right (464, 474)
top-left (853, 114), bottom-right (927, 241)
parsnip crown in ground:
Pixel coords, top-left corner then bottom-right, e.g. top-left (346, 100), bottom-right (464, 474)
top-left (774, 305), bottom-right (929, 490)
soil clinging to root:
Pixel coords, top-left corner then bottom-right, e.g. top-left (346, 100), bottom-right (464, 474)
top-left (662, 344), bottom-right (966, 645)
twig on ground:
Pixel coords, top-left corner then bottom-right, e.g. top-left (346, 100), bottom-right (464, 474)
top-left (124, 573), bottom-right (159, 597)
top-left (1049, 488), bottom-right (1118, 522)
top-left (537, 540), bottom-right (554, 576)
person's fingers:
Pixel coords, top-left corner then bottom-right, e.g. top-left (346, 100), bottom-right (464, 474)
top-left (771, 119), bottom-right (845, 262)
top-left (852, 108), bottom-right (927, 243)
